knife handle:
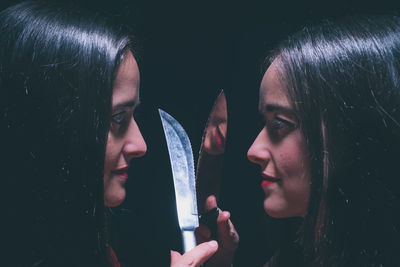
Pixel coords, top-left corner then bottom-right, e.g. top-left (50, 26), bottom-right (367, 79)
top-left (199, 207), bottom-right (219, 240)
top-left (182, 229), bottom-right (197, 253)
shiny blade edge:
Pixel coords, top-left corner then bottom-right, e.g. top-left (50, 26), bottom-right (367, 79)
top-left (158, 109), bottom-right (199, 230)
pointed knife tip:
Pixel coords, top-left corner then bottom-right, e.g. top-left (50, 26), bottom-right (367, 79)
top-left (158, 108), bottom-right (167, 117)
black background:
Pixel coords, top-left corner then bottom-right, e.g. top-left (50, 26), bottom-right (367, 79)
top-left (2, 0), bottom-right (399, 266)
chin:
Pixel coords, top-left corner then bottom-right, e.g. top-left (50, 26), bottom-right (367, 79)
top-left (264, 199), bottom-right (306, 218)
top-left (264, 207), bottom-right (281, 218)
top-left (104, 189), bottom-right (126, 207)
top-left (264, 198), bottom-right (288, 218)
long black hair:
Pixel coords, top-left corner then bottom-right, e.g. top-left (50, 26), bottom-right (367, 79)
top-left (1, 1), bottom-right (135, 266)
top-left (266, 16), bottom-right (400, 267)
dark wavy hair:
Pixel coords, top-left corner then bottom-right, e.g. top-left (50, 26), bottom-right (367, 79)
top-left (266, 16), bottom-right (400, 267)
top-left (1, 1), bottom-right (136, 266)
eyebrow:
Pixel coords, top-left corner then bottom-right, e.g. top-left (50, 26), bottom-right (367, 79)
top-left (112, 99), bottom-right (140, 110)
top-left (260, 103), bottom-right (297, 118)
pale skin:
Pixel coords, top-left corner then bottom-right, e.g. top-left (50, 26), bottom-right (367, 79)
top-left (104, 51), bottom-right (146, 208)
top-left (170, 240), bottom-right (218, 267)
top-left (247, 59), bottom-right (311, 218)
top-left (104, 51), bottom-right (221, 266)
top-left (195, 195), bottom-right (239, 267)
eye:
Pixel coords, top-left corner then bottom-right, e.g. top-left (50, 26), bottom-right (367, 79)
top-left (269, 117), bottom-right (293, 130)
top-left (267, 116), bottom-right (296, 141)
top-left (111, 111), bottom-right (126, 124)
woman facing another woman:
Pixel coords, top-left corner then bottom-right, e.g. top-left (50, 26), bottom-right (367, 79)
top-left (2, 1), bottom-right (400, 266)
top-left (246, 15), bottom-right (400, 266)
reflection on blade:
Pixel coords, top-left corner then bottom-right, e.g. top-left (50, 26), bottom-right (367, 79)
top-left (196, 90), bottom-right (227, 214)
top-left (159, 109), bottom-right (198, 253)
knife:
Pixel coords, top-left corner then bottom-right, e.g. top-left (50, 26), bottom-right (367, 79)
top-left (196, 90), bottom-right (228, 238)
top-left (159, 109), bottom-right (198, 253)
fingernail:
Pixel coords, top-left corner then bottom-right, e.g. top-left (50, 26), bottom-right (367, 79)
top-left (208, 240), bottom-right (218, 248)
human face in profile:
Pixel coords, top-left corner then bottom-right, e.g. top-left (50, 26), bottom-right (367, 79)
top-left (104, 51), bottom-right (147, 207)
top-left (247, 60), bottom-right (311, 218)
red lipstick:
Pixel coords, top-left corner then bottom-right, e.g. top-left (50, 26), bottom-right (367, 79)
top-left (113, 166), bottom-right (129, 178)
top-left (261, 180), bottom-right (276, 187)
top-left (261, 173), bottom-right (279, 187)
top-left (215, 125), bottom-right (225, 146)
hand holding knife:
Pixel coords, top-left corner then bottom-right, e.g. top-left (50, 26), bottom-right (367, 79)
top-left (195, 91), bottom-right (239, 266)
top-left (160, 93), bottom-right (238, 266)
top-left (196, 90), bottom-right (227, 239)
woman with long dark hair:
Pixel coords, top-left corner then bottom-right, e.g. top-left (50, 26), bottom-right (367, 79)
top-left (246, 15), bottom-right (400, 266)
top-left (1, 1), bottom-right (218, 266)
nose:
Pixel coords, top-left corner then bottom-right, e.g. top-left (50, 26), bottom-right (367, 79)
top-left (247, 128), bottom-right (271, 168)
top-left (123, 118), bottom-right (147, 162)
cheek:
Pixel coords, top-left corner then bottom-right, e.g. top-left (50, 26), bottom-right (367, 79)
top-left (104, 133), bottom-right (118, 172)
top-left (278, 135), bottom-right (311, 191)
top-left (278, 139), bottom-right (308, 174)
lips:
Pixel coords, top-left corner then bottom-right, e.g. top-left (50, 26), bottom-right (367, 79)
top-left (261, 173), bottom-right (280, 187)
top-left (112, 166), bottom-right (129, 178)
top-left (214, 125), bottom-right (226, 146)
top-left (261, 180), bottom-right (276, 187)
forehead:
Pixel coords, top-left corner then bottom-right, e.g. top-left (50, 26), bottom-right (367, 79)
top-left (112, 51), bottom-right (140, 105)
top-left (259, 61), bottom-right (291, 109)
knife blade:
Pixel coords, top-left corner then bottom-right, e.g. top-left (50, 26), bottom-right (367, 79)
top-left (159, 109), bottom-right (198, 253)
top-left (196, 90), bottom-right (227, 237)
